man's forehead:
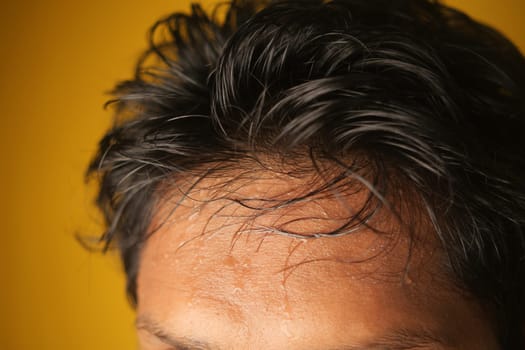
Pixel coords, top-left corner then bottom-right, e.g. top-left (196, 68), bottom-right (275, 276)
top-left (136, 167), bottom-right (496, 350)
top-left (140, 167), bottom-right (443, 302)
top-left (145, 163), bottom-right (441, 283)
top-left (137, 238), bottom-right (443, 350)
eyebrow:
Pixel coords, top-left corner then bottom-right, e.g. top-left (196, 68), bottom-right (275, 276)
top-left (331, 328), bottom-right (451, 350)
top-left (136, 316), bottom-right (219, 350)
top-left (136, 316), bottom-right (451, 350)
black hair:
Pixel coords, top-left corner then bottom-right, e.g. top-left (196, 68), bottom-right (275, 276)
top-left (87, 0), bottom-right (525, 347)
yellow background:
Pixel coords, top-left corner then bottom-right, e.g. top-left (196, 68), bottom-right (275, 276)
top-left (0, 0), bottom-right (523, 349)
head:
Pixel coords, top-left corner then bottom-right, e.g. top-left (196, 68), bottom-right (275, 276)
top-left (88, 0), bottom-right (525, 348)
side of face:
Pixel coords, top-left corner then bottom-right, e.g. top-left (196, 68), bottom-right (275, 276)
top-left (136, 170), bottom-right (500, 350)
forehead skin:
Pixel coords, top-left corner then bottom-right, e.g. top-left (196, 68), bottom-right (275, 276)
top-left (136, 171), bottom-right (499, 350)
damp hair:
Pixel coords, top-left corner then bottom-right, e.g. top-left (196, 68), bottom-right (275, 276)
top-left (87, 0), bottom-right (525, 347)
